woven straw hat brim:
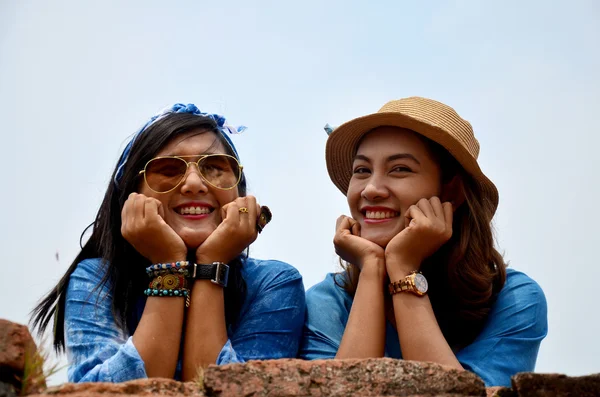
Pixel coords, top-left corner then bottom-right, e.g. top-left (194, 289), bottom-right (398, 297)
top-left (325, 111), bottom-right (499, 215)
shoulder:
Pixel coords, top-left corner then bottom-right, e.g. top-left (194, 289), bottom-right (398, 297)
top-left (499, 268), bottom-right (547, 306)
top-left (69, 258), bottom-right (109, 291)
top-left (489, 268), bottom-right (548, 336)
top-left (306, 273), bottom-right (353, 312)
top-left (65, 258), bottom-right (113, 318)
top-left (242, 257), bottom-right (303, 293)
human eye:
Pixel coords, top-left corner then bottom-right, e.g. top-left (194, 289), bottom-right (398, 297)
top-left (200, 155), bottom-right (233, 174)
top-left (390, 165), bottom-right (412, 173)
top-left (147, 158), bottom-right (186, 177)
top-left (353, 166), bottom-right (371, 175)
top-left (204, 163), bottom-right (225, 171)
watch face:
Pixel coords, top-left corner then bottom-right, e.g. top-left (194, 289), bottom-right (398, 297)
top-left (414, 274), bottom-right (428, 294)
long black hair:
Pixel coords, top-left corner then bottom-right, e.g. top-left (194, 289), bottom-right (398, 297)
top-left (31, 112), bottom-right (248, 351)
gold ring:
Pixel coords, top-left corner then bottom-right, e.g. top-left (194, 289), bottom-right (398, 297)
top-left (239, 207), bottom-right (249, 213)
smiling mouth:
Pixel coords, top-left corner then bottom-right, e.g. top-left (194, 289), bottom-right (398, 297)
top-left (364, 210), bottom-right (400, 220)
top-left (176, 206), bottom-right (213, 215)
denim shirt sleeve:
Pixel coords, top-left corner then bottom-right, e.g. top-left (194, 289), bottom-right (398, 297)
top-left (456, 270), bottom-right (548, 387)
top-left (65, 259), bottom-right (147, 383)
top-left (300, 273), bottom-right (349, 359)
top-left (216, 261), bottom-right (306, 363)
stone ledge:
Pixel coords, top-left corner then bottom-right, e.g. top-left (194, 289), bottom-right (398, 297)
top-left (39, 379), bottom-right (204, 397)
top-left (204, 358), bottom-right (485, 396)
top-left (512, 372), bottom-right (600, 397)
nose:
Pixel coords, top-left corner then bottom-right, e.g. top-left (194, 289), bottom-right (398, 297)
top-left (179, 163), bottom-right (209, 194)
top-left (361, 173), bottom-right (389, 201)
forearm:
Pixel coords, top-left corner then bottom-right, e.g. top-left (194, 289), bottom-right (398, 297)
top-left (386, 260), bottom-right (462, 369)
top-left (132, 297), bottom-right (185, 378)
top-left (182, 280), bottom-right (228, 380)
top-left (337, 269), bottom-right (386, 358)
top-left (391, 292), bottom-right (462, 369)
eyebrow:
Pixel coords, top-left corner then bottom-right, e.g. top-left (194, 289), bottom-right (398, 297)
top-left (354, 153), bottom-right (421, 165)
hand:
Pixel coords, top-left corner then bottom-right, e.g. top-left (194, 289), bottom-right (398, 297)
top-left (195, 196), bottom-right (260, 264)
top-left (385, 197), bottom-right (453, 277)
top-left (121, 193), bottom-right (187, 264)
top-left (334, 216), bottom-right (386, 282)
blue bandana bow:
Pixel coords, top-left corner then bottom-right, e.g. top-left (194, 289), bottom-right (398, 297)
top-left (113, 103), bottom-right (246, 186)
top-left (324, 123), bottom-right (336, 135)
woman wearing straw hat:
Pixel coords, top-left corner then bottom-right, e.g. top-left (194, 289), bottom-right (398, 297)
top-left (31, 104), bottom-right (305, 382)
top-left (301, 97), bottom-right (547, 387)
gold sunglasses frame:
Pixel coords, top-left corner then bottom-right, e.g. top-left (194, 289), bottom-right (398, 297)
top-left (138, 154), bottom-right (244, 194)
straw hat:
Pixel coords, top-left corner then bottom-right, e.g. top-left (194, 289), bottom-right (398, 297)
top-left (325, 96), bottom-right (499, 215)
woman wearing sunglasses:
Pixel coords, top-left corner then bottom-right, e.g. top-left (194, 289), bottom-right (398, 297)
top-left (301, 97), bottom-right (547, 387)
top-left (31, 104), bottom-right (305, 382)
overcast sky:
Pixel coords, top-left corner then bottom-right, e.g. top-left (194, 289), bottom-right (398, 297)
top-left (1, 0), bottom-right (598, 384)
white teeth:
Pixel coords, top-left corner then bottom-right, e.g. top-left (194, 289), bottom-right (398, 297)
top-left (365, 210), bottom-right (398, 219)
top-left (179, 206), bottom-right (211, 215)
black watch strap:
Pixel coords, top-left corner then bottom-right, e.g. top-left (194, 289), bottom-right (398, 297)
top-left (190, 262), bottom-right (230, 287)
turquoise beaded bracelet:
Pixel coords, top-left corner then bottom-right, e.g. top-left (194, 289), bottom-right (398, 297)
top-left (144, 288), bottom-right (189, 297)
top-left (144, 287), bottom-right (191, 307)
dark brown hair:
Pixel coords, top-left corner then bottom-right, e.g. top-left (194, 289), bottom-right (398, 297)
top-left (335, 132), bottom-right (506, 349)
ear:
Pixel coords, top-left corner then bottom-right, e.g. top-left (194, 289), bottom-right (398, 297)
top-left (440, 175), bottom-right (465, 211)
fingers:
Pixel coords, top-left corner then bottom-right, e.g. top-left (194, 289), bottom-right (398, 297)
top-left (122, 193), bottom-right (144, 235)
top-left (413, 196), bottom-right (452, 225)
top-left (351, 220), bottom-right (361, 237)
top-left (336, 215), bottom-right (357, 235)
top-left (222, 196), bottom-right (261, 235)
top-left (405, 198), bottom-right (453, 242)
top-left (132, 193), bottom-right (145, 221)
top-left (121, 193), bottom-right (133, 231)
top-left (416, 198), bottom-right (435, 218)
top-left (429, 196), bottom-right (445, 220)
top-left (225, 200), bottom-right (241, 225)
top-left (220, 201), bottom-right (231, 222)
top-left (443, 201), bottom-right (453, 231)
top-left (245, 196), bottom-right (258, 229)
top-left (404, 204), bottom-right (425, 229)
top-left (144, 197), bottom-right (164, 223)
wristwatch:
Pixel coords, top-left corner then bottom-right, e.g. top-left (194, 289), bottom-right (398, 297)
top-left (388, 271), bottom-right (428, 296)
top-left (190, 262), bottom-right (230, 287)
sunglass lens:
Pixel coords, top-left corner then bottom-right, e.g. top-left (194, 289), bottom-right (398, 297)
top-left (198, 155), bottom-right (241, 189)
top-left (145, 158), bottom-right (187, 192)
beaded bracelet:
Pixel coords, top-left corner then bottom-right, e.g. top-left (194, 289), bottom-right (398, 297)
top-left (144, 288), bottom-right (189, 297)
top-left (145, 261), bottom-right (190, 277)
top-left (144, 288), bottom-right (191, 307)
top-left (148, 268), bottom-right (190, 278)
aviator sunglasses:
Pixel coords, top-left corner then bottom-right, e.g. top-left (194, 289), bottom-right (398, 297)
top-left (139, 154), bottom-right (243, 194)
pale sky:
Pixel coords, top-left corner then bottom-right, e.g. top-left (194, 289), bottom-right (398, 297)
top-left (1, 0), bottom-right (598, 384)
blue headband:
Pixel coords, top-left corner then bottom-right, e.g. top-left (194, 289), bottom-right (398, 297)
top-left (114, 103), bottom-right (246, 186)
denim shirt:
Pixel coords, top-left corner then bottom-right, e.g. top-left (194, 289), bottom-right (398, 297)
top-left (65, 257), bottom-right (305, 383)
top-left (300, 268), bottom-right (547, 387)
